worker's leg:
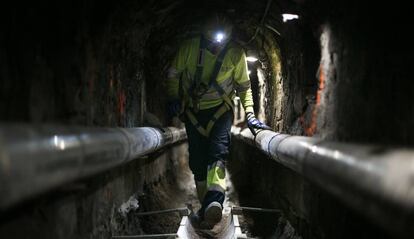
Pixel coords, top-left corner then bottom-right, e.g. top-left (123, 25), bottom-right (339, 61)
top-left (201, 109), bottom-right (233, 220)
top-left (184, 119), bottom-right (209, 203)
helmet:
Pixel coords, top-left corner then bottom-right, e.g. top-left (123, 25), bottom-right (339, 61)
top-left (202, 13), bottom-right (233, 44)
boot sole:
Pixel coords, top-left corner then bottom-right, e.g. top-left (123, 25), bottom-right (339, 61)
top-left (204, 202), bottom-right (222, 226)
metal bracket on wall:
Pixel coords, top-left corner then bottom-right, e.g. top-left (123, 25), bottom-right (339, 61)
top-left (231, 206), bottom-right (281, 215)
top-left (135, 207), bottom-right (190, 217)
top-left (112, 234), bottom-right (177, 239)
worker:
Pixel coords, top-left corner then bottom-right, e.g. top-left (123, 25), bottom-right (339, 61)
top-left (166, 12), bottom-right (271, 229)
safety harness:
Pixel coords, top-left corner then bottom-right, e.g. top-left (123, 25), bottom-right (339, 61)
top-left (180, 36), bottom-right (234, 137)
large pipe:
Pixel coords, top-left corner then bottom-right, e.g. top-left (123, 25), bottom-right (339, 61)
top-left (0, 124), bottom-right (186, 210)
top-left (232, 127), bottom-right (414, 236)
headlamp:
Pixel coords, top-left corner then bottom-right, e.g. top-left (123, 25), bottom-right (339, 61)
top-left (246, 56), bottom-right (258, 62)
top-left (214, 32), bottom-right (225, 43)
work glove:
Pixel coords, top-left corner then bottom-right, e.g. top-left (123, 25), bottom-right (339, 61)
top-left (167, 99), bottom-right (182, 119)
top-left (246, 112), bottom-right (272, 136)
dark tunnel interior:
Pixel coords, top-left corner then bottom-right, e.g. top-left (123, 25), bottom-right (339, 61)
top-left (1, 0), bottom-right (414, 238)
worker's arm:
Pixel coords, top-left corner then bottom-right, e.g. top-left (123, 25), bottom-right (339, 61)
top-left (166, 45), bottom-right (186, 100)
top-left (166, 41), bottom-right (190, 118)
top-left (233, 49), bottom-right (254, 114)
top-left (233, 48), bottom-right (271, 135)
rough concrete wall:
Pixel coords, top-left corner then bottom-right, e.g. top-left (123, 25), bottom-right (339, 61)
top-left (312, 1), bottom-right (414, 146)
top-left (259, 19), bottom-right (319, 134)
top-left (0, 1), bottom-right (150, 127)
top-left (0, 1), bottom-right (189, 238)
top-left (262, 31), bottom-right (284, 131)
top-left (277, 20), bottom-right (320, 134)
top-left (229, 1), bottom-right (414, 239)
top-left (0, 144), bottom-right (188, 238)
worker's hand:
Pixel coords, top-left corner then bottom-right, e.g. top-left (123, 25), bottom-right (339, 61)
top-left (246, 112), bottom-right (271, 135)
top-left (167, 99), bottom-right (182, 118)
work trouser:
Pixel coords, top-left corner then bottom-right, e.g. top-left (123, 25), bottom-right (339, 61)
top-left (184, 103), bottom-right (233, 213)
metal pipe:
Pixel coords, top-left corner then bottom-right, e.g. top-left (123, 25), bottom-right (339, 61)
top-left (231, 127), bottom-right (414, 236)
top-left (136, 207), bottom-right (189, 217)
top-left (112, 234), bottom-right (177, 239)
top-left (0, 124), bottom-right (186, 210)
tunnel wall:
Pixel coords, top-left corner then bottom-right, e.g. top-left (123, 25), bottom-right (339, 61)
top-left (228, 141), bottom-right (393, 239)
top-left (312, 1), bottom-right (414, 146)
top-left (0, 1), bottom-right (189, 238)
top-left (230, 1), bottom-right (413, 239)
top-left (263, 19), bottom-right (320, 135)
top-left (0, 1), bottom-right (151, 126)
top-left (0, 146), bottom-right (188, 238)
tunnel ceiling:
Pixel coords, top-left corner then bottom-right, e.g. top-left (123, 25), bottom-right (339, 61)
top-left (3, 0), bottom-right (412, 143)
top-left (147, 0), bottom-right (302, 43)
top-left (1, 0), bottom-right (306, 125)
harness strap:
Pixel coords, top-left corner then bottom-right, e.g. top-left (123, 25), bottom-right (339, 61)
top-left (193, 35), bottom-right (207, 87)
top-left (186, 102), bottom-right (231, 137)
top-left (207, 43), bottom-right (230, 88)
top-left (205, 103), bottom-right (231, 135)
top-left (211, 80), bottom-right (234, 107)
top-left (189, 36), bottom-right (207, 112)
top-left (185, 110), bottom-right (208, 136)
top-left (184, 36), bottom-right (234, 137)
top-left (206, 40), bottom-right (233, 108)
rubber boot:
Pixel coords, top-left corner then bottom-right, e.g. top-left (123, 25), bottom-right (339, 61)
top-left (189, 210), bottom-right (202, 229)
top-left (195, 180), bottom-right (207, 203)
top-left (191, 181), bottom-right (207, 229)
top-left (201, 201), bottom-right (223, 229)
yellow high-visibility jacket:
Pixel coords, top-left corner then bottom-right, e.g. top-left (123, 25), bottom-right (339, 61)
top-left (166, 36), bottom-right (254, 113)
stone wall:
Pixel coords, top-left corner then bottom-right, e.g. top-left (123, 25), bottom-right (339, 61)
top-left (229, 1), bottom-right (413, 239)
top-left (0, 1), bottom-right (188, 238)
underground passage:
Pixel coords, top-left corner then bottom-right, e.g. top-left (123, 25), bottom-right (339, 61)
top-left (1, 0), bottom-right (414, 238)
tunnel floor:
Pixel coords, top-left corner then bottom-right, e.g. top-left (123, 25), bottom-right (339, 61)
top-left (133, 156), bottom-right (259, 239)
top-left (172, 171), bottom-right (254, 239)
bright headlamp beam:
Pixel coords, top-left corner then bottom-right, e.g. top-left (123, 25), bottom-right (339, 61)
top-left (282, 14), bottom-right (299, 22)
top-left (246, 56), bottom-right (258, 62)
top-left (215, 32), bottom-right (224, 43)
